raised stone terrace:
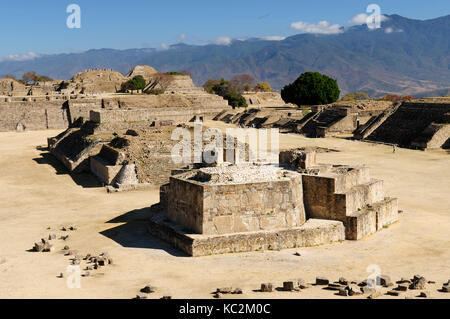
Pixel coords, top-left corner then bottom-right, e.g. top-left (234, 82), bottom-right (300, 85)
top-left (149, 148), bottom-right (399, 256)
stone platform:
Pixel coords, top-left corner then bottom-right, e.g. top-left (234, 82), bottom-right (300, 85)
top-left (148, 212), bottom-right (345, 257)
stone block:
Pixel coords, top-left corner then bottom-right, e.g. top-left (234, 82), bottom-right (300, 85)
top-left (346, 209), bottom-right (377, 240)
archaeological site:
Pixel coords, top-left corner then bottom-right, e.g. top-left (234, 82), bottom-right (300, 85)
top-left (1, 63), bottom-right (448, 302)
top-left (1, 3), bottom-right (450, 308)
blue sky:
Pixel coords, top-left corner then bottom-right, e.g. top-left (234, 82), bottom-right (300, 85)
top-left (0, 0), bottom-right (448, 59)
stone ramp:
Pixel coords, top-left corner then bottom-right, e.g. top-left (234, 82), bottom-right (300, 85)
top-left (148, 212), bottom-right (345, 257)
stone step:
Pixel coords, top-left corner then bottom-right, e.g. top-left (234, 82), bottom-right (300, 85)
top-left (149, 213), bottom-right (345, 256)
top-left (345, 197), bottom-right (399, 240)
top-left (335, 179), bottom-right (385, 217)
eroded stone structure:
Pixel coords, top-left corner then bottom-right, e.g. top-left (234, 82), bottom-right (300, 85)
top-left (354, 99), bottom-right (450, 150)
top-left (149, 148), bottom-right (399, 256)
top-left (0, 65), bottom-right (229, 132)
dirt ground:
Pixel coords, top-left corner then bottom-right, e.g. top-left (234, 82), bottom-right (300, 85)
top-left (0, 124), bottom-right (449, 299)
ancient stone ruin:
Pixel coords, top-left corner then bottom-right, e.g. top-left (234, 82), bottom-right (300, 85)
top-left (214, 100), bottom-right (393, 136)
top-left (354, 99), bottom-right (450, 150)
top-left (0, 65), bottom-right (229, 132)
top-left (149, 148), bottom-right (399, 256)
top-left (47, 103), bottom-right (230, 191)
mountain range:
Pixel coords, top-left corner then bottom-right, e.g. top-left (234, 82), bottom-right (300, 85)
top-left (1, 14), bottom-right (449, 98)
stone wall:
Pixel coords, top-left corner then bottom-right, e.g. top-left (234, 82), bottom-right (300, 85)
top-left (167, 171), bottom-right (306, 235)
top-left (242, 92), bottom-right (287, 107)
top-left (0, 101), bottom-right (69, 131)
top-left (149, 216), bottom-right (345, 257)
top-left (90, 105), bottom-right (228, 127)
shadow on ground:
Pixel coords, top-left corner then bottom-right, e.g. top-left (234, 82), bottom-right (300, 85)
top-left (32, 152), bottom-right (101, 188)
top-left (100, 206), bottom-right (188, 257)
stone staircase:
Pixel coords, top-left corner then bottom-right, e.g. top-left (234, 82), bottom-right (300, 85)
top-left (354, 103), bottom-right (400, 140)
top-left (302, 165), bottom-right (399, 240)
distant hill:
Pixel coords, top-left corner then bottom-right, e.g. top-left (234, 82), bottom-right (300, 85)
top-left (1, 14), bottom-right (449, 98)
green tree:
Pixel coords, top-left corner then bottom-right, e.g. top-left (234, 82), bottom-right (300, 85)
top-left (224, 92), bottom-right (248, 108)
top-left (203, 78), bottom-right (219, 93)
top-left (122, 75), bottom-right (146, 91)
top-left (281, 72), bottom-right (340, 106)
top-left (210, 78), bottom-right (233, 97)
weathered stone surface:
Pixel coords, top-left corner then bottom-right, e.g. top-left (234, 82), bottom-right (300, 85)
top-left (441, 285), bottom-right (450, 293)
top-left (367, 290), bottom-right (383, 299)
top-left (216, 287), bottom-right (233, 294)
top-left (261, 283), bottom-right (273, 292)
top-left (283, 281), bottom-right (296, 291)
top-left (316, 277), bottom-right (329, 285)
top-left (409, 276), bottom-right (427, 290)
top-left (347, 285), bottom-right (363, 296)
top-left (33, 242), bottom-right (45, 252)
top-left (387, 290), bottom-right (401, 296)
top-left (168, 167), bottom-right (306, 235)
top-left (361, 286), bottom-right (377, 295)
top-left (149, 213), bottom-right (345, 256)
top-left (396, 284), bottom-right (409, 291)
top-left (419, 291), bottom-right (429, 298)
top-left (338, 288), bottom-right (349, 296)
top-left (379, 275), bottom-right (393, 287)
top-left (232, 288), bottom-right (243, 295)
top-left (339, 278), bottom-right (349, 285)
top-left (141, 285), bottom-right (156, 294)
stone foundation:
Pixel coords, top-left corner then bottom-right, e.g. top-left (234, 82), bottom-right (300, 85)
top-left (149, 212), bottom-right (345, 257)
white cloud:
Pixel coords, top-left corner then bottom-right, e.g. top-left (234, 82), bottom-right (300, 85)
top-left (0, 52), bottom-right (40, 62)
top-left (157, 43), bottom-right (169, 51)
top-left (384, 27), bottom-right (404, 34)
top-left (261, 36), bottom-right (286, 41)
top-left (349, 13), bottom-right (389, 25)
top-left (214, 36), bottom-right (232, 46)
top-left (290, 20), bottom-right (343, 35)
top-left (177, 33), bottom-right (186, 43)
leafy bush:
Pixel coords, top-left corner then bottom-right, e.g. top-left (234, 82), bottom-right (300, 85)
top-left (224, 92), bottom-right (248, 108)
top-left (121, 75), bottom-right (146, 91)
top-left (165, 71), bottom-right (184, 76)
top-left (281, 72), bottom-right (340, 106)
top-left (146, 88), bottom-right (164, 95)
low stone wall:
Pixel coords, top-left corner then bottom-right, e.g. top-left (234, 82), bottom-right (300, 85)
top-left (0, 101), bottom-right (69, 131)
top-left (90, 156), bottom-right (122, 185)
top-left (149, 213), bottom-right (345, 257)
top-left (90, 105), bottom-right (229, 126)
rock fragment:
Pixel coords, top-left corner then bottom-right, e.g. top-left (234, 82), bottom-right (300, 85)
top-left (141, 285), bottom-right (156, 294)
top-left (283, 281), bottom-right (296, 291)
top-left (316, 277), bottom-right (329, 285)
top-left (261, 283), bottom-right (273, 292)
top-left (409, 276), bottom-right (427, 290)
